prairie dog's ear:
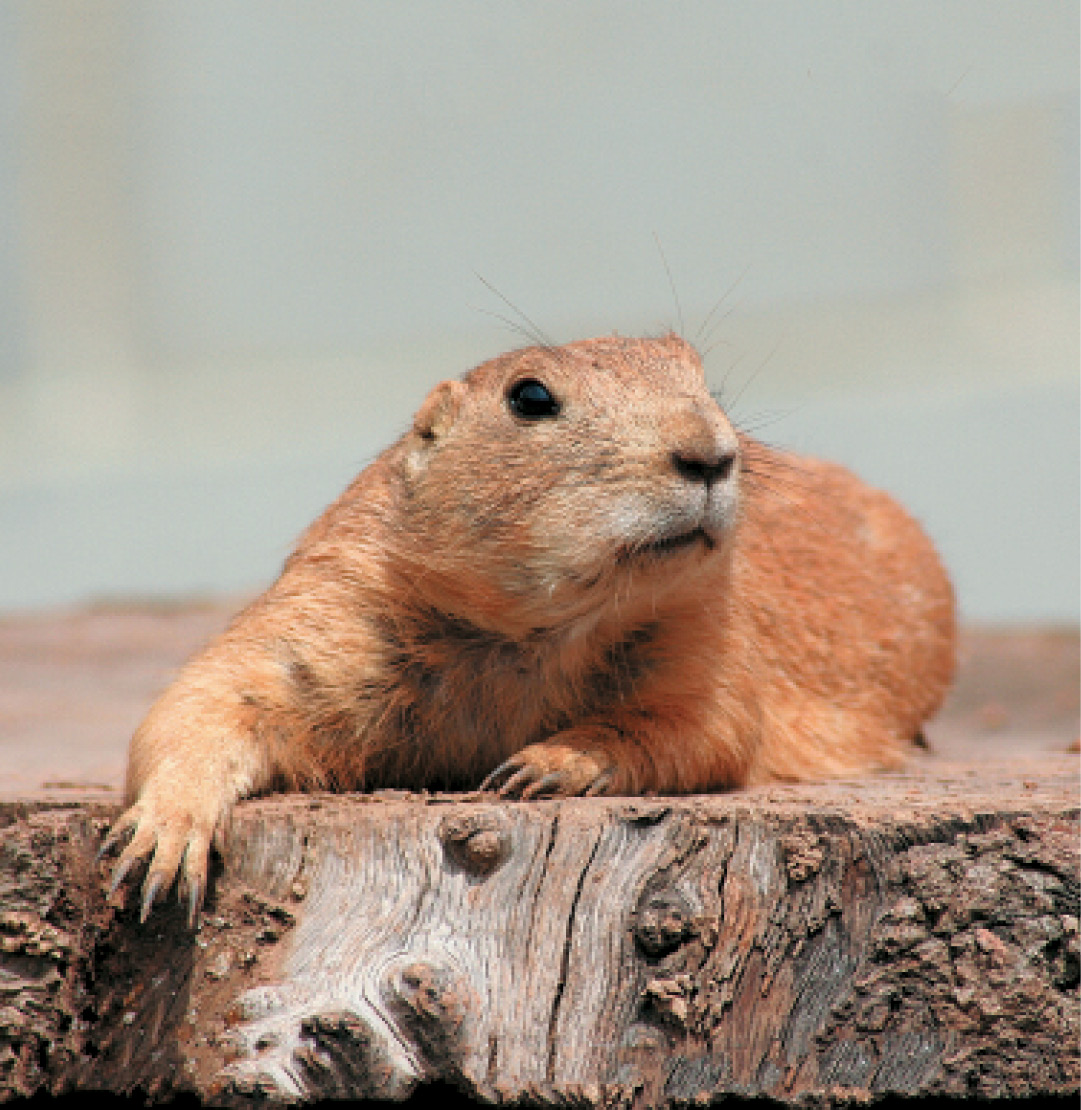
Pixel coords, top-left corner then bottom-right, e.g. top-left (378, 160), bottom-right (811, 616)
top-left (413, 380), bottom-right (466, 442)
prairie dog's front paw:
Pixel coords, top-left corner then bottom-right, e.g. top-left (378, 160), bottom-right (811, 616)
top-left (101, 789), bottom-right (223, 924)
top-left (480, 740), bottom-right (619, 799)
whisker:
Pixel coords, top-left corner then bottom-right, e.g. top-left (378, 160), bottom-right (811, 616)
top-left (695, 264), bottom-right (751, 348)
top-left (726, 339), bottom-right (783, 415)
top-left (731, 405), bottom-right (802, 436)
top-left (653, 233), bottom-right (685, 338)
top-left (473, 272), bottom-right (554, 349)
top-left (471, 305), bottom-right (548, 347)
top-left (707, 349), bottom-right (749, 408)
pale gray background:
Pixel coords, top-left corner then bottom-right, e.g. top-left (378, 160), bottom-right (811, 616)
top-left (0, 2), bottom-right (1077, 623)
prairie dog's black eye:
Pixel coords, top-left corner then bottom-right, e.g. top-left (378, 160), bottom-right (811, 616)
top-left (507, 378), bottom-right (560, 419)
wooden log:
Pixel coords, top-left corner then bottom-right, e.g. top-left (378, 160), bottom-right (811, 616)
top-left (1, 758), bottom-right (1077, 1107)
top-left (1, 612), bottom-right (1078, 1106)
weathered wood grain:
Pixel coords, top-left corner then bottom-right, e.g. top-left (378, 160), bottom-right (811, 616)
top-left (2, 757), bottom-right (1077, 1107)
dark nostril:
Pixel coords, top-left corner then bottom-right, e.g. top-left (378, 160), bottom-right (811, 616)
top-left (672, 450), bottom-right (736, 488)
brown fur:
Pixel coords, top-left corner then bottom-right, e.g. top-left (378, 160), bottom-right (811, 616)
top-left (106, 335), bottom-right (956, 919)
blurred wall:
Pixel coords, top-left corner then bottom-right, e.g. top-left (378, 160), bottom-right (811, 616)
top-left (0, 1), bottom-right (1077, 623)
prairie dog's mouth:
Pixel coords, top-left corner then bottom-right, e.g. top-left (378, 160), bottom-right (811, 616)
top-left (619, 527), bottom-right (715, 562)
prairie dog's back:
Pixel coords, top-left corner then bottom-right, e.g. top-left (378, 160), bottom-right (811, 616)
top-left (732, 443), bottom-right (955, 781)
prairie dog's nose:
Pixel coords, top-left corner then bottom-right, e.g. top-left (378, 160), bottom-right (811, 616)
top-left (671, 446), bottom-right (736, 488)
top-left (669, 411), bottom-right (738, 489)
top-left (662, 401), bottom-right (739, 489)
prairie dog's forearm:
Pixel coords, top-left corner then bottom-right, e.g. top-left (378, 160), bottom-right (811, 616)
top-left (124, 637), bottom-right (283, 804)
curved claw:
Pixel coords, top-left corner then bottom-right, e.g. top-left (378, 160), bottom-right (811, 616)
top-left (185, 876), bottom-right (205, 927)
top-left (97, 822), bottom-right (131, 863)
top-left (521, 772), bottom-right (564, 800)
top-left (500, 765), bottom-right (543, 798)
top-left (479, 756), bottom-right (523, 794)
top-left (584, 770), bottom-right (615, 797)
top-left (108, 853), bottom-right (137, 897)
top-left (140, 872), bottom-right (165, 923)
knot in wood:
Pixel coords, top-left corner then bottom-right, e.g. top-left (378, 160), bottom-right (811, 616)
top-left (391, 962), bottom-right (453, 1022)
top-left (300, 1009), bottom-right (373, 1052)
top-left (633, 888), bottom-right (693, 957)
top-left (438, 810), bottom-right (510, 876)
top-left (384, 959), bottom-right (473, 1068)
top-left (295, 1009), bottom-right (397, 1100)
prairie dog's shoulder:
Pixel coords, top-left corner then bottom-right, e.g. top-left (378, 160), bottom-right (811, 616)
top-left (285, 447), bottom-right (404, 566)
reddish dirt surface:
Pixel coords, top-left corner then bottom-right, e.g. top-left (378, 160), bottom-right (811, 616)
top-left (0, 600), bottom-right (238, 799)
top-left (0, 600), bottom-right (1077, 800)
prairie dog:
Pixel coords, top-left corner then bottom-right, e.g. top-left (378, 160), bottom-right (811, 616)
top-left (105, 334), bottom-right (955, 920)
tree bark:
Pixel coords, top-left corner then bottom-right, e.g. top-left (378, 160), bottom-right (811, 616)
top-left (1, 760), bottom-right (1077, 1107)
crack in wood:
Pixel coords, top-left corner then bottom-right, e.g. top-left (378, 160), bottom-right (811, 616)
top-left (523, 812), bottom-right (561, 960)
top-left (546, 829), bottom-right (603, 1084)
top-left (485, 1031), bottom-right (498, 1086)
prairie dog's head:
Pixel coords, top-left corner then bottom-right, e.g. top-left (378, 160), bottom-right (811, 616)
top-left (400, 334), bottom-right (741, 630)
